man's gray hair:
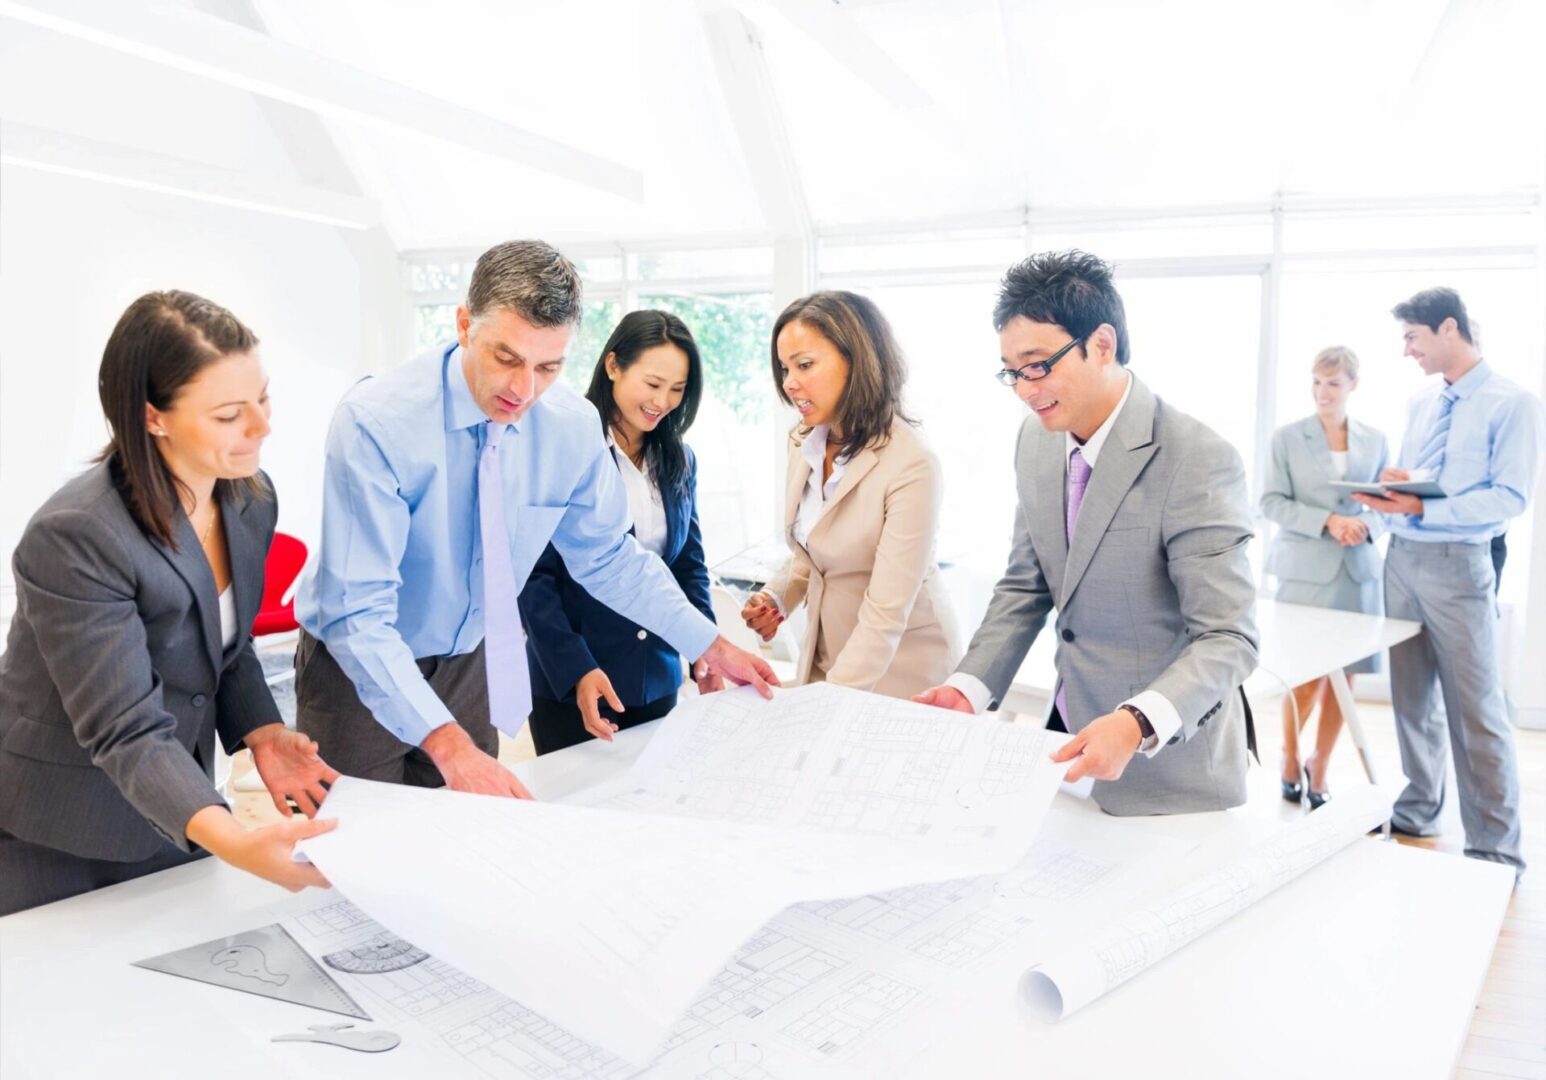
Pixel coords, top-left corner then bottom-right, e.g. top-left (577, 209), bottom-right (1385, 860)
top-left (467, 240), bottom-right (583, 327)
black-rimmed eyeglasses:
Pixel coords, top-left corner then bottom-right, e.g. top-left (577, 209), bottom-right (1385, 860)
top-left (996, 336), bottom-right (1084, 386)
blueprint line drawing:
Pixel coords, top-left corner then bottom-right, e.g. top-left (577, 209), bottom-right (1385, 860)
top-left (1025, 784), bottom-right (1395, 1019)
top-left (268, 800), bottom-right (1185, 1079)
top-left (299, 684), bottom-right (1070, 1065)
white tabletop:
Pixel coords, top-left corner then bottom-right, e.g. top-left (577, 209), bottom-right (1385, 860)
top-left (1006, 597), bottom-right (1422, 709)
top-left (0, 720), bottom-right (1511, 1080)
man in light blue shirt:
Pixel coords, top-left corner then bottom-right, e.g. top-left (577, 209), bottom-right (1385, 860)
top-left (1355, 287), bottom-right (1543, 878)
top-left (294, 240), bottom-right (775, 797)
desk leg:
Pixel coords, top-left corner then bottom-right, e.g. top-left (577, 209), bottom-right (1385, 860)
top-left (1327, 667), bottom-right (1390, 839)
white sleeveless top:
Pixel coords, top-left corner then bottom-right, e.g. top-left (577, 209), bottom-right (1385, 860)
top-left (218, 584), bottom-right (238, 649)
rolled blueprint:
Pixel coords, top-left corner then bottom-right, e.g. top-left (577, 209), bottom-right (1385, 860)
top-left (1025, 783), bottom-right (1395, 1019)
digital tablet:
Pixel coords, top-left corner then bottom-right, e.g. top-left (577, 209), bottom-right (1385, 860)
top-left (1329, 479), bottom-right (1446, 498)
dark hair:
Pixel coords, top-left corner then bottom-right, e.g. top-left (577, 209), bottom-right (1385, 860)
top-left (1391, 287), bottom-right (1473, 344)
top-left (95, 290), bottom-right (265, 547)
top-left (467, 240), bottom-right (584, 327)
top-left (770, 291), bottom-right (913, 457)
top-left (585, 310), bottom-right (703, 501)
top-left (993, 250), bottom-right (1131, 366)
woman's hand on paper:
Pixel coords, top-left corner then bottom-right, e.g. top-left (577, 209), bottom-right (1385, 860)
top-left (576, 668), bottom-right (624, 742)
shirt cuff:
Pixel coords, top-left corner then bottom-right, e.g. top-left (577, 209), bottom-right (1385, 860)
top-left (944, 672), bottom-right (994, 715)
top-left (1123, 690), bottom-right (1182, 757)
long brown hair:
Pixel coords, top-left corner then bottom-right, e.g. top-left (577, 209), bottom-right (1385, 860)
top-left (95, 290), bottom-right (266, 547)
top-left (770, 291), bottom-right (914, 457)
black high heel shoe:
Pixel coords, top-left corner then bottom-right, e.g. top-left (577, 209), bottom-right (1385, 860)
top-left (1280, 757), bottom-right (1303, 804)
top-left (1304, 757), bottom-right (1329, 811)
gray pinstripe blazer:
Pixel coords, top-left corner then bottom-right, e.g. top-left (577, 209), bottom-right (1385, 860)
top-left (0, 462), bottom-right (281, 862)
top-left (956, 375), bottom-right (1259, 815)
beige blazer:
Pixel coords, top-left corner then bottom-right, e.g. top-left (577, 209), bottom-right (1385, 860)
top-left (765, 419), bottom-right (962, 699)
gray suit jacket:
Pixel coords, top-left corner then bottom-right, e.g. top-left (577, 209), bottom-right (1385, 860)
top-left (1260, 415), bottom-right (1389, 585)
top-left (957, 375), bottom-right (1259, 815)
top-left (0, 462), bottom-right (281, 861)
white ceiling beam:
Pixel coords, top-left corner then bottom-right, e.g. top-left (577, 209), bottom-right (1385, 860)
top-left (0, 120), bottom-right (378, 229)
top-left (699, 3), bottom-right (813, 241)
top-left (0, 0), bottom-right (643, 202)
top-left (743, 0), bottom-right (930, 109)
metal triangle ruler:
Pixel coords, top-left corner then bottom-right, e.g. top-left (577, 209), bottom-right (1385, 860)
top-left (133, 923), bottom-right (370, 1020)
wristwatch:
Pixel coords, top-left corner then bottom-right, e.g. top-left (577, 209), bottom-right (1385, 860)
top-left (1119, 703), bottom-right (1156, 752)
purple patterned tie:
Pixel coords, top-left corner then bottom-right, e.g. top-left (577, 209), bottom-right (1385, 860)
top-left (1055, 447), bottom-right (1092, 725)
top-left (479, 421), bottom-right (532, 736)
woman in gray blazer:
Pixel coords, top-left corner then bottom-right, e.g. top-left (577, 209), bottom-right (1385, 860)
top-left (1261, 345), bottom-right (1388, 809)
top-left (0, 291), bottom-right (339, 915)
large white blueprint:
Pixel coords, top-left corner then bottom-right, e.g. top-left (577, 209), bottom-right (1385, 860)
top-left (275, 801), bottom-right (1180, 1079)
top-left (298, 685), bottom-right (1069, 1066)
top-left (1024, 783), bottom-right (1396, 1019)
top-left (581, 682), bottom-right (1067, 874)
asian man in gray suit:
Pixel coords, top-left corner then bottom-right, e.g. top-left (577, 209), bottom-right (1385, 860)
top-left (915, 251), bottom-right (1259, 815)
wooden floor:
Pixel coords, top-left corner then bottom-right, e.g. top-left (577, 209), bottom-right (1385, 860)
top-left (230, 699), bottom-right (1546, 1078)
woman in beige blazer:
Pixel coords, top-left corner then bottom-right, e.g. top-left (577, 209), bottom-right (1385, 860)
top-left (741, 291), bottom-right (962, 698)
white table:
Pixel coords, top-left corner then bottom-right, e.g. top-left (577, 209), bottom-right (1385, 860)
top-left (1001, 598), bottom-right (1422, 785)
top-left (0, 721), bottom-right (1511, 1080)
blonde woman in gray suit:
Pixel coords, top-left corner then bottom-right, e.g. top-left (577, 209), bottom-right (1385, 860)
top-left (740, 291), bottom-right (962, 699)
top-left (1261, 345), bottom-right (1389, 808)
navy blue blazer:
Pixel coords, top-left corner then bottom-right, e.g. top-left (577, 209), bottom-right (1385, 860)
top-left (520, 445), bottom-right (715, 707)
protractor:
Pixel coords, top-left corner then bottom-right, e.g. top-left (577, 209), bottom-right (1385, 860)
top-left (322, 932), bottom-right (430, 975)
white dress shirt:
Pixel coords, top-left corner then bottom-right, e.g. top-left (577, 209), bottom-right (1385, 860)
top-left (763, 426), bottom-right (849, 616)
top-left (792, 425), bottom-right (848, 548)
top-left (607, 430), bottom-right (669, 558)
top-left (944, 374), bottom-right (1184, 755)
top-left (1329, 449), bottom-right (1349, 480)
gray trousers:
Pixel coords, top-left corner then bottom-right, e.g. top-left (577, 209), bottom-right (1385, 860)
top-left (1385, 538), bottom-right (1523, 873)
top-left (295, 631), bottom-right (497, 788)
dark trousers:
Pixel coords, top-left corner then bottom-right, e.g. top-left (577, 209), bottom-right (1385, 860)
top-left (0, 827), bottom-right (207, 917)
top-left (295, 630), bottom-right (497, 787)
top-left (529, 690), bottom-right (678, 756)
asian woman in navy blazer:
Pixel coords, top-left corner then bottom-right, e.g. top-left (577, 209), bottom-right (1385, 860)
top-left (518, 311), bottom-right (719, 754)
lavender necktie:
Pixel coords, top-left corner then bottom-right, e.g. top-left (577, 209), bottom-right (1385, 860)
top-left (479, 421), bottom-right (532, 736)
top-left (1055, 447), bottom-right (1092, 725)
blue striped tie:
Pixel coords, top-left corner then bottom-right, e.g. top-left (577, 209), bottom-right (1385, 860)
top-left (1413, 386), bottom-right (1458, 476)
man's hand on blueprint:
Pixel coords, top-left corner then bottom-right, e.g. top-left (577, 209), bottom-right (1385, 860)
top-left (911, 685), bottom-right (975, 713)
top-left (696, 636), bottom-right (779, 699)
top-left (422, 721), bottom-right (534, 799)
top-left (1050, 708), bottom-right (1143, 783)
top-left (576, 668), bottom-right (625, 742)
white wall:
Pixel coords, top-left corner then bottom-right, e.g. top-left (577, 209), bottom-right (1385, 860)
top-left (0, 165), bottom-right (365, 595)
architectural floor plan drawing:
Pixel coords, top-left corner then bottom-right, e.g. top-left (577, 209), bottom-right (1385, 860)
top-left (272, 802), bottom-right (1183, 1080)
top-left (298, 684), bottom-right (1071, 1065)
top-left (585, 682), bottom-right (1069, 870)
top-left (1026, 783), bottom-right (1395, 1018)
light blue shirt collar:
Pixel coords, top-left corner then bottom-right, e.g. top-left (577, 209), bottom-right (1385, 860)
top-left (1444, 359), bottom-right (1490, 401)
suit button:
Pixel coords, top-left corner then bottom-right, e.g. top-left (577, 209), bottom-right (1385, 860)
top-left (191, 693), bottom-right (208, 707)
top-left (637, 630), bottom-right (648, 641)
top-left (1060, 629), bottom-right (1075, 643)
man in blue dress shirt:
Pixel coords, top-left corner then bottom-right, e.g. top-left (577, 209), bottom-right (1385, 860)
top-left (1355, 287), bottom-right (1543, 878)
top-left (294, 240), bottom-right (775, 797)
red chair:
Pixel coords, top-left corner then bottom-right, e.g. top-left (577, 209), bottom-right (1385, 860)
top-left (253, 531), bottom-right (308, 636)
